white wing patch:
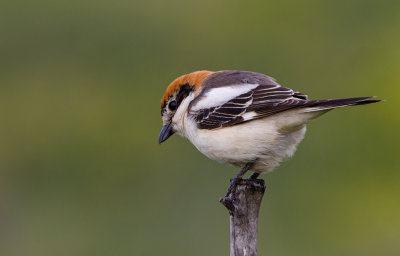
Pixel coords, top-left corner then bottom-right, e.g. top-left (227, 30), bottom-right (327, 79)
top-left (191, 84), bottom-right (259, 111)
top-left (241, 111), bottom-right (257, 121)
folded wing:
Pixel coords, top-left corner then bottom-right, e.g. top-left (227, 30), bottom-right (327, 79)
top-left (190, 83), bottom-right (311, 129)
top-left (190, 86), bottom-right (379, 130)
top-left (188, 71), bottom-right (379, 130)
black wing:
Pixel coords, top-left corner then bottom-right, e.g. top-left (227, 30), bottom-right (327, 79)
top-left (189, 70), bottom-right (378, 130)
top-left (190, 84), bottom-right (309, 130)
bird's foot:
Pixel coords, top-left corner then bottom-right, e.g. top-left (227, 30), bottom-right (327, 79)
top-left (224, 177), bottom-right (241, 197)
top-left (220, 177), bottom-right (266, 213)
top-left (247, 178), bottom-right (266, 191)
top-left (224, 177), bottom-right (266, 198)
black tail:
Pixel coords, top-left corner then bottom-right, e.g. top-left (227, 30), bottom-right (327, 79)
top-left (303, 97), bottom-right (382, 112)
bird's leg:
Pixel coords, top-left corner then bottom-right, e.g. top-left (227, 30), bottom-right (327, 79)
top-left (225, 162), bottom-right (253, 197)
top-left (248, 172), bottom-right (260, 180)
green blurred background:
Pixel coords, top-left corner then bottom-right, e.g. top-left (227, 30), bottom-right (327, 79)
top-left (1, 0), bottom-right (399, 255)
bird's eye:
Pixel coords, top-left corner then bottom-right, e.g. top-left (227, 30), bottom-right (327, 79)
top-left (169, 100), bottom-right (177, 111)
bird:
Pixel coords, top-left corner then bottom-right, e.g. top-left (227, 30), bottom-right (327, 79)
top-left (158, 70), bottom-right (380, 192)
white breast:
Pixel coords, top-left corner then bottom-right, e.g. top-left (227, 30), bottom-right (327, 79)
top-left (178, 109), bottom-right (310, 172)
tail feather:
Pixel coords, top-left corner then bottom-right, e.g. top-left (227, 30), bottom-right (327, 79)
top-left (303, 97), bottom-right (382, 112)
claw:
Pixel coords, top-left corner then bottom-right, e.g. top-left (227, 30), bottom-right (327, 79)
top-left (225, 178), bottom-right (240, 197)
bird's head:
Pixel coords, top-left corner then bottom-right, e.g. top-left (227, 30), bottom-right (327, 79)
top-left (159, 70), bottom-right (213, 144)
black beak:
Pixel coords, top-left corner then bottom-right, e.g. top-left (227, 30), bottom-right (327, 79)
top-left (158, 123), bottom-right (175, 144)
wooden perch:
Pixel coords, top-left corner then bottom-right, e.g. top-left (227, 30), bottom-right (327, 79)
top-left (220, 179), bottom-right (266, 256)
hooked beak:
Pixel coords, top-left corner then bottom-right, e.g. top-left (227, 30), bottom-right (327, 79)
top-left (158, 122), bottom-right (175, 144)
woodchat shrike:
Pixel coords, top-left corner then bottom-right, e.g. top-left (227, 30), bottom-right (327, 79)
top-left (159, 70), bottom-right (380, 182)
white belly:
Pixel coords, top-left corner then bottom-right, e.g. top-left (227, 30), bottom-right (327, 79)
top-left (179, 110), bottom-right (309, 172)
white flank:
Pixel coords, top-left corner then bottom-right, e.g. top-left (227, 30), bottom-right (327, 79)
top-left (191, 84), bottom-right (259, 111)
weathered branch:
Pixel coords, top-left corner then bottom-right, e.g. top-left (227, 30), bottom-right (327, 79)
top-left (220, 179), bottom-right (266, 256)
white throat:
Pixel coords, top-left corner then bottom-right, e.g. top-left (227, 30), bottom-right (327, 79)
top-left (172, 93), bottom-right (195, 136)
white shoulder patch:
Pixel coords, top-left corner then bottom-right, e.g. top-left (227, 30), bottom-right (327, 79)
top-left (191, 84), bottom-right (258, 111)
